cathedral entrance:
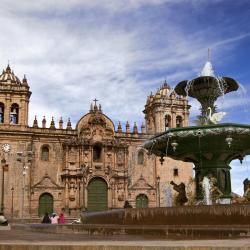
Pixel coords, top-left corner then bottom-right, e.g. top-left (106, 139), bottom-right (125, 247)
top-left (38, 193), bottom-right (53, 216)
top-left (87, 177), bottom-right (107, 211)
top-left (136, 194), bottom-right (148, 208)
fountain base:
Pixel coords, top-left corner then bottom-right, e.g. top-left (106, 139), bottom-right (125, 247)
top-left (81, 204), bottom-right (250, 226)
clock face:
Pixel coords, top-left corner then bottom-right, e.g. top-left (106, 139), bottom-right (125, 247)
top-left (2, 143), bottom-right (10, 153)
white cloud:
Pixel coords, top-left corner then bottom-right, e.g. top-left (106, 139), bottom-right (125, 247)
top-left (0, 0), bottom-right (221, 15)
top-left (0, 0), bottom-right (249, 194)
top-left (0, 0), bottom-right (248, 128)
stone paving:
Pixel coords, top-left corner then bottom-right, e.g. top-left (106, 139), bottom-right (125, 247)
top-left (1, 227), bottom-right (250, 249)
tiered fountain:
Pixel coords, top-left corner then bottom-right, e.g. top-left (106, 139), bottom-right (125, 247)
top-left (144, 59), bottom-right (250, 202)
top-left (79, 59), bottom-right (250, 239)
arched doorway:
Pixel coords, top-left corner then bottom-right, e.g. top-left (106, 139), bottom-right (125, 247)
top-left (87, 177), bottom-right (108, 211)
top-left (136, 194), bottom-right (149, 208)
top-left (38, 193), bottom-right (53, 216)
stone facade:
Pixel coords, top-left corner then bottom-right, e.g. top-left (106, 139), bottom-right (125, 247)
top-left (0, 65), bottom-right (193, 218)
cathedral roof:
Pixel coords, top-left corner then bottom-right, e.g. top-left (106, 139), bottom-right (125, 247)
top-left (0, 64), bottom-right (28, 85)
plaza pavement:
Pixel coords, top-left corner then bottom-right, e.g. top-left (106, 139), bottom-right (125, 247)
top-left (1, 226), bottom-right (250, 249)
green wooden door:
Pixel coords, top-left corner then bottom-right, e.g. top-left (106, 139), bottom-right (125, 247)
top-left (87, 177), bottom-right (108, 211)
top-left (38, 193), bottom-right (53, 216)
top-left (136, 194), bottom-right (148, 208)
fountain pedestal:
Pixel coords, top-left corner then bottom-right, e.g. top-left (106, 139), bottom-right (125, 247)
top-left (195, 160), bottom-right (231, 201)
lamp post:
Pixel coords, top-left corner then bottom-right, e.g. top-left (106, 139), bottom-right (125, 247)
top-left (11, 187), bottom-right (14, 218)
top-left (157, 176), bottom-right (161, 207)
top-left (21, 165), bottom-right (28, 219)
top-left (1, 158), bottom-right (6, 213)
top-left (17, 150), bottom-right (32, 219)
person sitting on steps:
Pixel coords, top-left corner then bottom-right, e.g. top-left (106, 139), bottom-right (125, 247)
top-left (124, 200), bottom-right (132, 208)
top-left (0, 212), bottom-right (8, 226)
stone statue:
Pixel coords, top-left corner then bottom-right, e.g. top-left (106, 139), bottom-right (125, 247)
top-left (170, 181), bottom-right (188, 206)
top-left (231, 179), bottom-right (250, 204)
top-left (243, 178), bottom-right (250, 201)
top-left (208, 175), bottom-right (223, 203)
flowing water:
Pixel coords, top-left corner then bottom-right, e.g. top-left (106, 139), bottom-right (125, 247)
top-left (202, 176), bottom-right (212, 205)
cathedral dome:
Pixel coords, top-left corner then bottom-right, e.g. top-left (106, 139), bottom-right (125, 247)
top-left (0, 64), bottom-right (22, 85)
top-left (159, 81), bottom-right (172, 96)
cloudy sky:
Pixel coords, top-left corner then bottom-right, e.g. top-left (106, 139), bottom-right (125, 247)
top-left (0, 0), bottom-right (250, 194)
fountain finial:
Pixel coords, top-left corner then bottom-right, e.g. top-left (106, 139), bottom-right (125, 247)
top-left (200, 49), bottom-right (214, 77)
top-left (200, 61), bottom-right (214, 76)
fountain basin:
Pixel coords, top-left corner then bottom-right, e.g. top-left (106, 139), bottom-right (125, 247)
top-left (144, 123), bottom-right (250, 198)
top-left (175, 76), bottom-right (239, 99)
top-left (81, 204), bottom-right (250, 226)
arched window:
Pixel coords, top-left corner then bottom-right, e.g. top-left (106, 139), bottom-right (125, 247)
top-left (137, 150), bottom-right (144, 165)
top-left (0, 102), bottom-right (4, 123)
top-left (10, 103), bottom-right (19, 124)
top-left (165, 115), bottom-right (171, 130)
top-left (173, 168), bottom-right (179, 177)
top-left (41, 145), bottom-right (49, 161)
top-left (176, 116), bottom-right (183, 128)
top-left (93, 143), bottom-right (102, 162)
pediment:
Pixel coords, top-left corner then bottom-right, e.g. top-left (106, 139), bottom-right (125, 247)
top-left (76, 111), bottom-right (115, 136)
top-left (33, 174), bottom-right (62, 189)
top-left (130, 175), bottom-right (155, 190)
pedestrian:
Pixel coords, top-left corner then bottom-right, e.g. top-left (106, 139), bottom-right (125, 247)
top-left (58, 213), bottom-right (65, 224)
top-left (0, 212), bottom-right (8, 226)
top-left (41, 212), bottom-right (51, 224)
top-left (50, 213), bottom-right (59, 224)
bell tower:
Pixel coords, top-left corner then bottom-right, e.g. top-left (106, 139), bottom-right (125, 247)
top-left (0, 65), bottom-right (31, 127)
top-left (143, 81), bottom-right (190, 134)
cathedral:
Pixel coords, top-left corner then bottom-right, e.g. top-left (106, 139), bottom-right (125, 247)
top-left (0, 64), bottom-right (193, 219)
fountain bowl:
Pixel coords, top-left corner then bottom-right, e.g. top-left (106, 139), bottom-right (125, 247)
top-left (175, 76), bottom-right (239, 99)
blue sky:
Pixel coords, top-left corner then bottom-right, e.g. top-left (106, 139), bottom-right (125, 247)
top-left (0, 0), bottom-right (250, 194)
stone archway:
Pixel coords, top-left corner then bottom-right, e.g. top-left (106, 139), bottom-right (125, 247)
top-left (87, 177), bottom-right (108, 211)
top-left (38, 193), bottom-right (53, 217)
top-left (136, 194), bottom-right (149, 208)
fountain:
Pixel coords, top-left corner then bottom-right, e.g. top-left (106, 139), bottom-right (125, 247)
top-left (144, 59), bottom-right (250, 202)
top-left (78, 58), bottom-right (250, 239)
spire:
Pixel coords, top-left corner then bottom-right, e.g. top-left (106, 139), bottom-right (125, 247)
top-left (66, 118), bottom-right (72, 130)
top-left (99, 104), bottom-right (102, 113)
top-left (32, 116), bottom-right (38, 128)
top-left (42, 116), bottom-right (46, 128)
top-left (208, 48), bottom-right (211, 61)
top-left (90, 103), bottom-right (93, 112)
top-left (117, 121), bottom-right (122, 133)
top-left (133, 122), bottom-right (138, 134)
top-left (126, 121), bottom-right (130, 133)
top-left (141, 122), bottom-right (145, 134)
top-left (6, 64), bottom-right (11, 73)
top-left (50, 117), bottom-right (55, 129)
top-left (59, 117), bottom-right (63, 129)
top-left (22, 74), bottom-right (28, 85)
